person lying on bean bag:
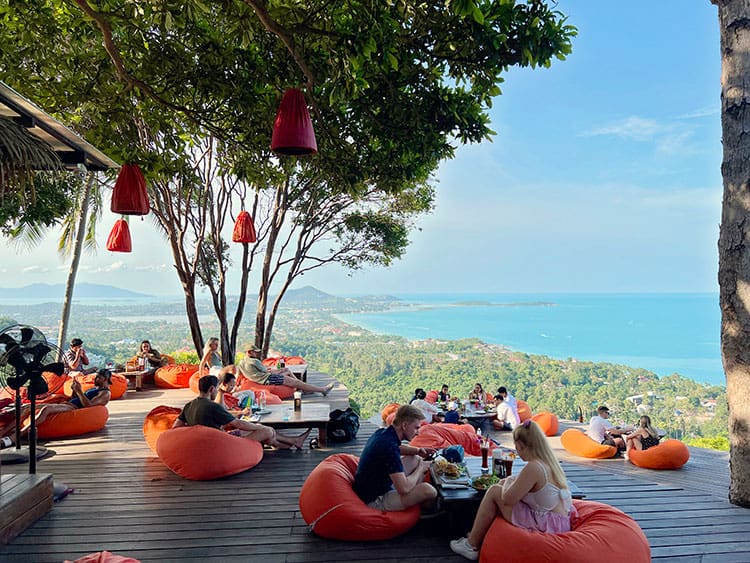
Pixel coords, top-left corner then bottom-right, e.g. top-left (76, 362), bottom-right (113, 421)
top-left (173, 374), bottom-right (310, 450)
top-left (236, 344), bottom-right (333, 396)
top-left (4, 368), bottom-right (112, 439)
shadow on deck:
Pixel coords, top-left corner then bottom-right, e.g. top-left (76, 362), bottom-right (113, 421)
top-left (1, 373), bottom-right (748, 562)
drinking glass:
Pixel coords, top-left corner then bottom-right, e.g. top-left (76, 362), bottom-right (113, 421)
top-left (259, 390), bottom-right (267, 411)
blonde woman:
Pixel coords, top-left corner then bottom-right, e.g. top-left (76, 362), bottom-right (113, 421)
top-left (199, 337), bottom-right (225, 377)
top-left (450, 420), bottom-right (574, 560)
top-left (625, 415), bottom-right (660, 454)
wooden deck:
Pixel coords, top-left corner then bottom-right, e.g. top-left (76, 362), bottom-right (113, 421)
top-left (1, 372), bottom-right (749, 562)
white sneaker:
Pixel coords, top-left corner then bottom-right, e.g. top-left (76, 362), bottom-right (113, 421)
top-left (450, 537), bottom-right (479, 560)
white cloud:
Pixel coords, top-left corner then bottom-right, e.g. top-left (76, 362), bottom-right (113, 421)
top-left (582, 116), bottom-right (664, 141)
top-left (22, 265), bottom-right (50, 274)
top-left (678, 106), bottom-right (720, 120)
top-left (89, 261), bottom-right (127, 273)
top-left (134, 264), bottom-right (170, 272)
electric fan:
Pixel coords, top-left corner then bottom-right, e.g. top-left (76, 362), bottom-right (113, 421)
top-left (0, 324), bottom-right (65, 473)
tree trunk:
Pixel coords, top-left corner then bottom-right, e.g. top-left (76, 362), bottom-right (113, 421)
top-left (715, 0), bottom-right (750, 507)
top-left (57, 172), bottom-right (94, 353)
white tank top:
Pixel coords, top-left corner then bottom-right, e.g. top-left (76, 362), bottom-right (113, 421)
top-left (522, 463), bottom-right (572, 512)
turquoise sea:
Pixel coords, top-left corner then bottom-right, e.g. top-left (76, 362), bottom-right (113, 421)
top-left (337, 293), bottom-right (724, 387)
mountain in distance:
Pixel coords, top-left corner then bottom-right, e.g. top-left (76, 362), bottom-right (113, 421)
top-left (0, 283), bottom-right (153, 299)
top-left (279, 285), bottom-right (403, 307)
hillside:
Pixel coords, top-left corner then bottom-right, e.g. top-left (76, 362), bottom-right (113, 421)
top-left (0, 283), bottom-right (153, 299)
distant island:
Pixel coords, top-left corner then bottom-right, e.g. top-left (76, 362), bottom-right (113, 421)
top-left (0, 283), bottom-right (154, 299)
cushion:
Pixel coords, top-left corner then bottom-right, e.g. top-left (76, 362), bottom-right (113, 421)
top-left (43, 371), bottom-right (71, 395)
top-left (143, 405), bottom-right (181, 453)
top-left (425, 390), bottom-right (439, 404)
top-left (154, 364), bottom-right (198, 389)
top-left (629, 439), bottom-right (689, 469)
top-left (235, 374), bottom-right (294, 399)
top-left (284, 355), bottom-right (306, 365)
top-left (262, 357), bottom-right (280, 367)
top-left (65, 551), bottom-right (140, 563)
top-left (381, 403), bottom-right (400, 425)
top-left (64, 374), bottom-right (128, 400)
top-left (517, 399), bottom-right (532, 422)
top-left (410, 424), bottom-right (487, 456)
top-left (561, 429), bottom-right (617, 459)
top-left (156, 425), bottom-right (263, 480)
top-left (37, 405), bottom-right (109, 439)
top-left (299, 453), bottom-right (420, 541)
top-left (532, 411), bottom-right (559, 436)
top-left (188, 371), bottom-right (201, 395)
top-left (479, 500), bottom-right (650, 563)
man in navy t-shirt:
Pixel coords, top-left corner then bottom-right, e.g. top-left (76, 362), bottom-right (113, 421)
top-left (353, 404), bottom-right (438, 511)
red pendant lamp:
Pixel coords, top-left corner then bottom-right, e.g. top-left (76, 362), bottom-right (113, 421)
top-left (111, 163), bottom-right (150, 215)
top-left (106, 218), bottom-right (132, 253)
top-left (232, 210), bottom-right (257, 243)
top-left (271, 88), bottom-right (318, 156)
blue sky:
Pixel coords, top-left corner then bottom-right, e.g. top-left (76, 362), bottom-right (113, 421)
top-left (0, 1), bottom-right (723, 297)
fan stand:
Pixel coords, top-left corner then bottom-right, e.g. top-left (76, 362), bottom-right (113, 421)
top-left (0, 392), bottom-right (48, 470)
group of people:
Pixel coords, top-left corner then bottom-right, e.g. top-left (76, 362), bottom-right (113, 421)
top-left (354, 404), bottom-right (574, 560)
top-left (587, 405), bottom-right (661, 456)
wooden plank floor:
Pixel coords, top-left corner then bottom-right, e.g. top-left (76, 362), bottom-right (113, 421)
top-left (1, 373), bottom-right (749, 562)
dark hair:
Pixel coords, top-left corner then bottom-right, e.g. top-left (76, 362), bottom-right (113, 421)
top-left (441, 384), bottom-right (449, 390)
top-left (416, 389), bottom-right (427, 400)
top-left (497, 386), bottom-right (508, 395)
top-left (597, 405), bottom-right (610, 414)
top-left (70, 338), bottom-right (83, 347)
top-left (414, 387), bottom-right (425, 397)
top-left (199, 375), bottom-right (219, 393)
top-left (96, 368), bottom-right (112, 384)
top-left (140, 340), bottom-right (151, 346)
top-left (221, 372), bottom-right (236, 385)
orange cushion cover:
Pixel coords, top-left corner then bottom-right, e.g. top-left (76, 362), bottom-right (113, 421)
top-left (235, 374), bottom-right (294, 399)
top-left (64, 374), bottom-right (128, 400)
top-left (410, 424), bottom-right (487, 456)
top-left (143, 405), bottom-right (181, 453)
top-left (532, 411), bottom-right (559, 436)
top-left (154, 364), bottom-right (198, 389)
top-left (517, 399), bottom-right (532, 422)
top-left (381, 403), bottom-right (400, 424)
top-left (65, 551), bottom-right (141, 563)
top-left (299, 453), bottom-right (420, 541)
top-left (561, 429), bottom-right (617, 459)
top-left (629, 439), bottom-right (689, 469)
top-left (480, 500), bottom-right (650, 563)
top-left (37, 405), bottom-right (109, 439)
top-left (284, 355), bottom-right (306, 365)
top-left (156, 425), bottom-right (263, 480)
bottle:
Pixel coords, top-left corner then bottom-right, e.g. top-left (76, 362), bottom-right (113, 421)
top-left (294, 391), bottom-right (302, 411)
top-left (578, 406), bottom-right (584, 423)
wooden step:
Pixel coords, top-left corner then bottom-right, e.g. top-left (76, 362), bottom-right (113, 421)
top-left (0, 473), bottom-right (53, 545)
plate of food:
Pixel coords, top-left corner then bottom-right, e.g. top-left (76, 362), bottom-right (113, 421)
top-left (433, 459), bottom-right (470, 485)
top-left (470, 474), bottom-right (501, 491)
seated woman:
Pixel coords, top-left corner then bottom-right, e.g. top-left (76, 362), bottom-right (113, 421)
top-left (625, 415), bottom-right (660, 455)
top-left (136, 340), bottom-right (165, 377)
top-left (198, 337), bottom-right (235, 379)
top-left (214, 371), bottom-right (247, 416)
top-left (450, 420), bottom-right (574, 560)
top-left (468, 382), bottom-right (485, 402)
top-left (237, 345), bottom-right (333, 396)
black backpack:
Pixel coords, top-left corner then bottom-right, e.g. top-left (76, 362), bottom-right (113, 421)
top-left (327, 407), bottom-right (360, 443)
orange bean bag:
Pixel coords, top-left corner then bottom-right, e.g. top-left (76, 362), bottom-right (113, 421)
top-left (532, 411), bottom-right (559, 436)
top-left (63, 374), bottom-right (128, 400)
top-left (154, 364), bottom-right (198, 389)
top-left (410, 424), bottom-right (489, 456)
top-left (143, 405), bottom-right (181, 453)
top-left (43, 371), bottom-right (71, 395)
top-left (381, 402), bottom-right (400, 425)
top-left (284, 355), bottom-right (306, 365)
top-left (299, 453), bottom-right (420, 541)
top-left (235, 374), bottom-right (294, 399)
top-left (479, 500), bottom-right (650, 563)
top-left (262, 357), bottom-right (280, 367)
top-left (517, 399), bottom-right (532, 422)
top-left (156, 425), bottom-right (263, 480)
top-left (629, 439), bottom-right (689, 470)
top-left (561, 429), bottom-right (617, 459)
top-left (37, 405), bottom-right (109, 439)
top-left (426, 390), bottom-right (439, 404)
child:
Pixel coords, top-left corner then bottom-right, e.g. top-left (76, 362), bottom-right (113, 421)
top-left (450, 420), bottom-right (574, 560)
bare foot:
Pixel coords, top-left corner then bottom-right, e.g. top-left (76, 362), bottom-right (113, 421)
top-left (322, 383), bottom-right (334, 396)
top-left (294, 428), bottom-right (312, 449)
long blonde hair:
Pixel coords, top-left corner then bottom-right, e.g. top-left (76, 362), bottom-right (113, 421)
top-left (202, 337), bottom-right (219, 358)
top-left (639, 415), bottom-right (658, 439)
top-left (513, 420), bottom-right (568, 489)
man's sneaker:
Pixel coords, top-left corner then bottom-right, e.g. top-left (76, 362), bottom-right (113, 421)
top-left (450, 537), bottom-right (479, 560)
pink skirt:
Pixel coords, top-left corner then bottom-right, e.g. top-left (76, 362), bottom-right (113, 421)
top-left (511, 501), bottom-right (575, 533)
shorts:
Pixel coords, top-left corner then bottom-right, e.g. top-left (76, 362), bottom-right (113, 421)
top-left (367, 490), bottom-right (406, 512)
top-left (209, 366), bottom-right (223, 376)
top-left (267, 372), bottom-right (284, 386)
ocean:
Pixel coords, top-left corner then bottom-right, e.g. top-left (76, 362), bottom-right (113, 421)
top-left (337, 293), bottom-right (724, 387)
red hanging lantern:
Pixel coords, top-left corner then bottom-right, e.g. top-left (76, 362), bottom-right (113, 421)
top-left (271, 88), bottom-right (318, 156)
top-left (111, 163), bottom-right (150, 215)
top-left (106, 219), bottom-right (132, 253)
top-left (232, 210), bottom-right (257, 243)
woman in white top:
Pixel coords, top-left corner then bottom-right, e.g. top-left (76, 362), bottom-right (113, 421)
top-left (198, 337), bottom-right (230, 377)
top-left (450, 420), bottom-right (574, 560)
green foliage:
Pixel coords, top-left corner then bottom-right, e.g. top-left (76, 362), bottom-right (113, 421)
top-left (171, 350), bottom-right (200, 364)
top-left (685, 436), bottom-right (729, 451)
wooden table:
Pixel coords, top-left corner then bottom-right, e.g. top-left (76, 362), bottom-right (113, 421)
top-left (257, 402), bottom-right (331, 446)
top-left (115, 369), bottom-right (148, 391)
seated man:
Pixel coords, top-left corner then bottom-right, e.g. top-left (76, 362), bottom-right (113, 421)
top-left (136, 340), bottom-right (166, 377)
top-left (173, 374), bottom-right (310, 450)
top-left (438, 384), bottom-right (450, 402)
top-left (586, 405), bottom-right (628, 450)
top-left (14, 368), bottom-right (113, 435)
top-left (495, 386), bottom-right (520, 427)
top-left (492, 395), bottom-right (516, 431)
top-left (63, 337), bottom-right (97, 375)
top-left (353, 404), bottom-right (438, 512)
top-left (237, 345), bottom-right (333, 396)
top-left (411, 389), bottom-right (443, 423)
